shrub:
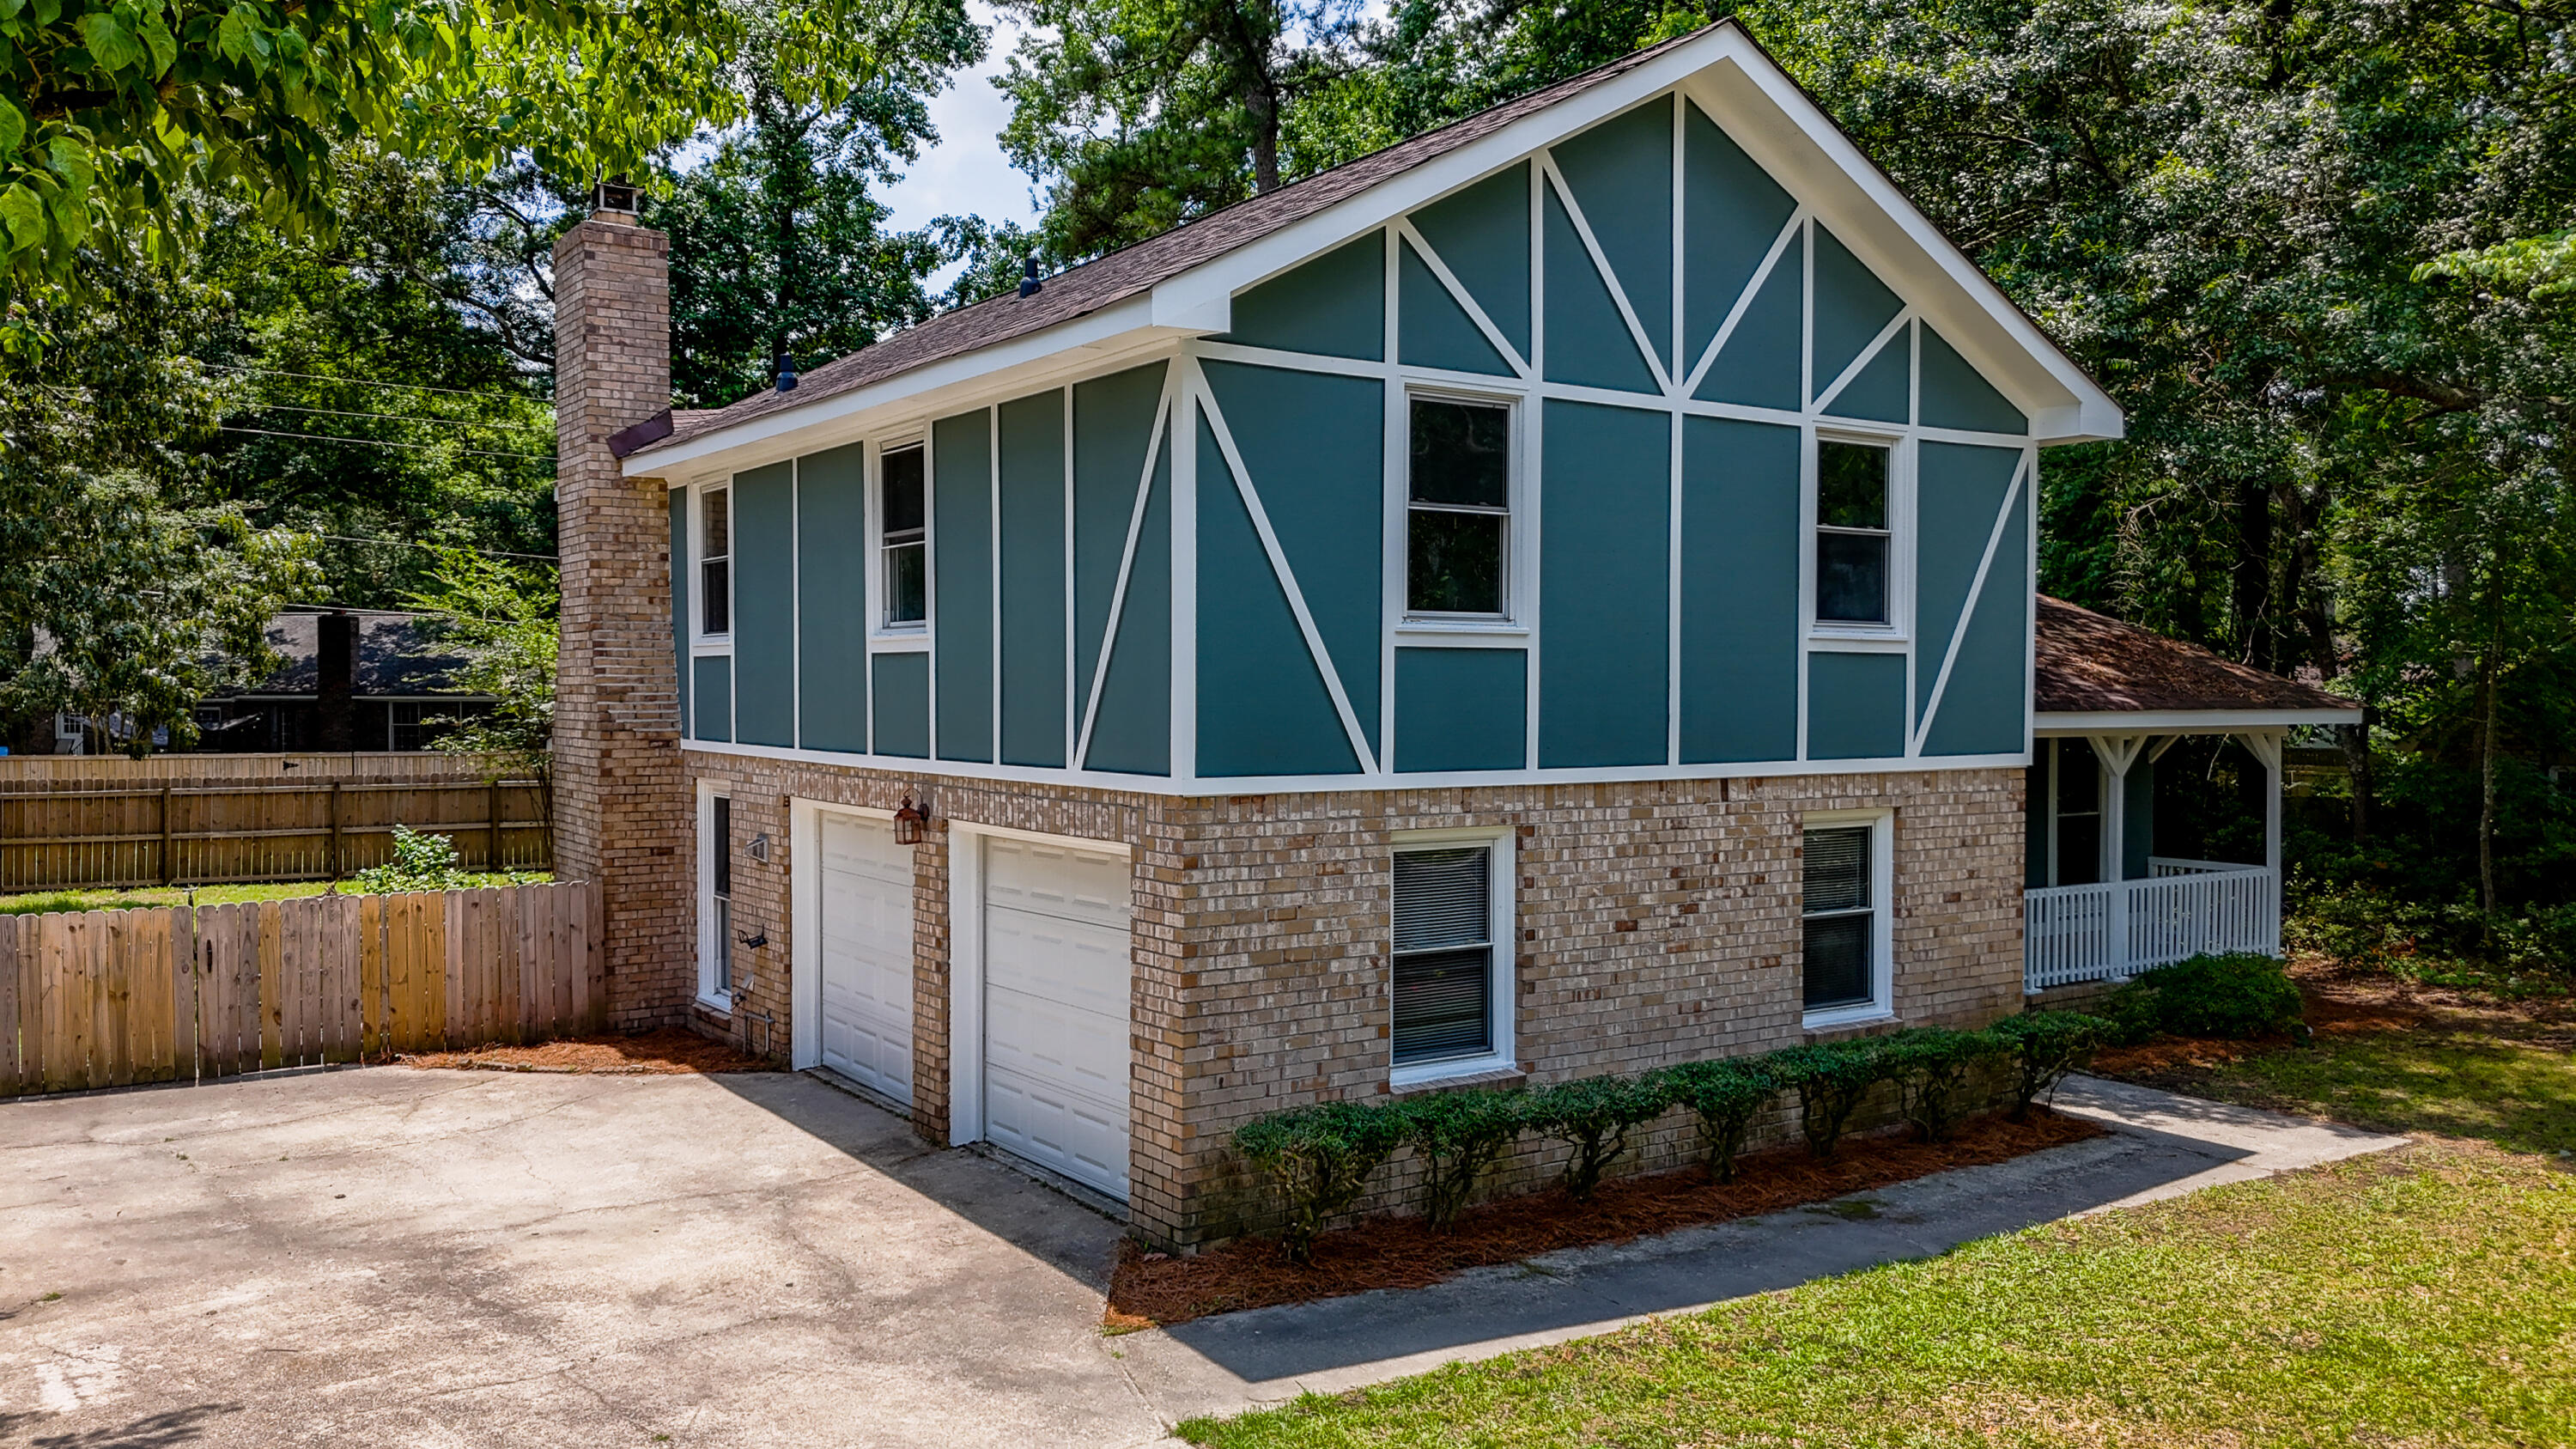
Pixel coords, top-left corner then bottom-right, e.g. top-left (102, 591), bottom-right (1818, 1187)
top-left (2107, 952), bottom-right (2306, 1042)
top-left (1770, 1038), bottom-right (1894, 1158)
top-left (1989, 1011), bottom-right (2107, 1119)
top-left (1526, 1074), bottom-right (1674, 1201)
top-left (1390, 1087), bottom-right (1528, 1230)
top-left (1232, 1101), bottom-right (1404, 1264)
top-left (353, 826), bottom-right (473, 894)
top-left (1656, 1058), bottom-right (1777, 1182)
top-left (1884, 1028), bottom-right (2002, 1143)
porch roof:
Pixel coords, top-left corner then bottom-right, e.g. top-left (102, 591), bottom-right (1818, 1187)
top-left (2033, 595), bottom-right (2360, 732)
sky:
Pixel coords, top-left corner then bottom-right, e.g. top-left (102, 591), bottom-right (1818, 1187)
top-left (879, 3), bottom-right (1044, 287)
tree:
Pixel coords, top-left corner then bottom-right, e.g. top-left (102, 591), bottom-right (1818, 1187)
top-left (403, 545), bottom-right (558, 851)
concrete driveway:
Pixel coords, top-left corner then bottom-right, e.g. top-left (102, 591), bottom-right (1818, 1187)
top-left (2, 1068), bottom-right (1164, 1449)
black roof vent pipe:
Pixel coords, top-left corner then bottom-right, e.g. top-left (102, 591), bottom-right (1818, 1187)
top-left (776, 353), bottom-right (798, 392)
top-left (1018, 257), bottom-right (1042, 298)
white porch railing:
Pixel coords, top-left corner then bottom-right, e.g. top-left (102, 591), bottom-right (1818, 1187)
top-left (2026, 863), bottom-right (2280, 992)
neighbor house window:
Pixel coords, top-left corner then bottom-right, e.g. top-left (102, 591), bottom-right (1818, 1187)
top-left (1814, 440), bottom-right (1892, 625)
top-left (700, 484), bottom-right (732, 636)
top-left (1407, 397), bottom-right (1511, 617)
top-left (706, 794), bottom-right (735, 999)
top-left (1392, 837), bottom-right (1513, 1075)
top-left (1802, 816), bottom-right (1888, 1018)
top-left (881, 445), bottom-right (927, 627)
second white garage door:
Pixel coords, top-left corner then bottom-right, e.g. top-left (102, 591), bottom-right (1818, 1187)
top-left (980, 836), bottom-right (1132, 1199)
top-left (817, 811), bottom-right (914, 1105)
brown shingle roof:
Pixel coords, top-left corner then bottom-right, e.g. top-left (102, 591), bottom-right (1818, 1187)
top-left (627, 28), bottom-right (1704, 459)
top-left (2034, 595), bottom-right (2351, 715)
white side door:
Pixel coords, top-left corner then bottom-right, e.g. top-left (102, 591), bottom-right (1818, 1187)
top-left (817, 811), bottom-right (914, 1105)
top-left (981, 836), bottom-right (1132, 1198)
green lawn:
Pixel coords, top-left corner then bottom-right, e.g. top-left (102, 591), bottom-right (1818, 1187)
top-left (1182, 983), bottom-right (2576, 1448)
top-left (0, 874), bottom-right (550, 915)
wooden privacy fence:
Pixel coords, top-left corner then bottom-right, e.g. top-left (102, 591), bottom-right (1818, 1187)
top-left (0, 776), bottom-right (548, 892)
top-left (0, 880), bottom-right (598, 1097)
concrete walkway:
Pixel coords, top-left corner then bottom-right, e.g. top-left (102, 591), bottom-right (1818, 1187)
top-left (1, 1068), bottom-right (2401, 1447)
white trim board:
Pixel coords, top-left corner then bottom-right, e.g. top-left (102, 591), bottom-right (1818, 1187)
top-left (2035, 708), bottom-right (2359, 734)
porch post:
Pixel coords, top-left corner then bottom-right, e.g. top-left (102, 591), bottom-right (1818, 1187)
top-left (2239, 730), bottom-right (2286, 955)
top-left (2087, 734), bottom-right (2148, 977)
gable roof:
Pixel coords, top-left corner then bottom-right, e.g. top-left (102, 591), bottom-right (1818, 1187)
top-left (209, 612), bottom-right (485, 700)
top-left (625, 21), bottom-right (2122, 472)
top-left (2033, 596), bottom-right (2354, 719)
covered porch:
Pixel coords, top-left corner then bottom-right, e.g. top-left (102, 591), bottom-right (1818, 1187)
top-left (2024, 599), bottom-right (2362, 994)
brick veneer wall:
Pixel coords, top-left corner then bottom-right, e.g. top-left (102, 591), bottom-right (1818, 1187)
top-left (553, 213), bottom-right (691, 1031)
top-left (671, 750), bottom-right (2022, 1249)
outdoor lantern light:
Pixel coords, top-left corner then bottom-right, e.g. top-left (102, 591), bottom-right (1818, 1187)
top-left (894, 795), bottom-right (929, 846)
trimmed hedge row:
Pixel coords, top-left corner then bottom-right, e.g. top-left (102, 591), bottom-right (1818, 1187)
top-left (1234, 1011), bottom-right (2111, 1263)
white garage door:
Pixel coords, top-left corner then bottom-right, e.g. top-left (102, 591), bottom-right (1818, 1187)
top-left (981, 836), bottom-right (1132, 1198)
top-left (817, 811), bottom-right (914, 1105)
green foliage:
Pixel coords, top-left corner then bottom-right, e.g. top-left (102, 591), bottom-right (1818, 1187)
top-left (1882, 1028), bottom-right (2003, 1144)
top-left (1769, 1038), bottom-right (1895, 1159)
top-left (1388, 1087), bottom-right (1527, 1229)
top-left (353, 825), bottom-right (474, 894)
top-left (2106, 953), bottom-right (2307, 1043)
top-left (1655, 1057), bottom-right (1777, 1183)
top-left (401, 545), bottom-right (556, 820)
top-left (1231, 1099), bottom-right (1405, 1263)
top-left (2417, 230), bottom-right (2576, 303)
top-left (1525, 1073), bottom-right (1674, 1202)
top-left (1989, 1012), bottom-right (2107, 1121)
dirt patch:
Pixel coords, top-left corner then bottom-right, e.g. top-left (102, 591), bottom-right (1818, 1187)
top-left (1109, 1108), bottom-right (2105, 1328)
top-left (398, 1029), bottom-right (779, 1075)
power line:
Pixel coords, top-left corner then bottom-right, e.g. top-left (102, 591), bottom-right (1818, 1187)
top-left (218, 425), bottom-right (552, 462)
top-left (312, 533), bottom-right (556, 563)
top-left (207, 363), bottom-right (545, 401)
top-left (248, 401), bottom-right (546, 433)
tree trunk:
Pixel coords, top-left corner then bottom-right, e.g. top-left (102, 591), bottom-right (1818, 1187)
top-left (2338, 707), bottom-right (2372, 846)
top-left (2232, 475), bottom-right (2275, 670)
top-left (2477, 649), bottom-right (2498, 924)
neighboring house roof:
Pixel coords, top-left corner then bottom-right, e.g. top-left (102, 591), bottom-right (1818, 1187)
top-left (623, 21), bottom-right (2123, 473)
top-left (211, 612), bottom-right (483, 699)
top-left (2034, 596), bottom-right (2356, 721)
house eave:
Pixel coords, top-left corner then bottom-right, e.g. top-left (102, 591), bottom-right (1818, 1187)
top-left (2035, 706), bottom-right (2361, 734)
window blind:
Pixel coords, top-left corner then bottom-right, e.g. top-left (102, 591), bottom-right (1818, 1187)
top-left (1803, 825), bottom-right (1875, 1011)
top-left (1394, 847), bottom-right (1490, 952)
top-left (1803, 826), bottom-right (1871, 914)
top-left (1394, 845), bottom-right (1493, 1065)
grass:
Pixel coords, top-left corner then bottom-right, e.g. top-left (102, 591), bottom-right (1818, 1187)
top-left (1180, 1142), bottom-right (2576, 1447)
top-left (0, 874), bottom-right (551, 915)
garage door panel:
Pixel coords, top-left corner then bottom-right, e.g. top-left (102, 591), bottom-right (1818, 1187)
top-left (819, 813), bottom-right (914, 1105)
top-left (984, 985), bottom-right (1127, 1103)
top-left (984, 908), bottom-right (1129, 1019)
top-left (984, 838), bottom-right (1130, 928)
top-left (983, 1066), bottom-right (1128, 1196)
top-left (978, 833), bottom-right (1133, 1200)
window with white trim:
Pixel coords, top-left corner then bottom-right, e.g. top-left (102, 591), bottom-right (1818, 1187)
top-left (699, 484), bottom-right (732, 637)
top-left (1801, 813), bottom-right (1891, 1020)
top-left (702, 792), bottom-right (735, 1001)
top-left (880, 444), bottom-right (927, 627)
top-left (1814, 440), bottom-right (1893, 626)
top-left (1391, 834), bottom-right (1514, 1077)
top-left (1406, 396), bottom-right (1512, 618)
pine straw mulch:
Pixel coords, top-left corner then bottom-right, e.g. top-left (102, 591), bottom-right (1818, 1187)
top-left (396, 1028), bottom-right (780, 1075)
top-left (1103, 1107), bottom-right (2106, 1330)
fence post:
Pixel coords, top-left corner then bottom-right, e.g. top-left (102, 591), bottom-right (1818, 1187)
top-left (488, 781), bottom-right (502, 873)
top-left (160, 785), bottom-right (175, 886)
top-left (328, 782), bottom-right (343, 882)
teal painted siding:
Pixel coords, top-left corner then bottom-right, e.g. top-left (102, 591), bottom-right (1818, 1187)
top-left (731, 461), bottom-right (796, 747)
top-left (1395, 648), bottom-right (1527, 771)
top-left (1680, 416), bottom-right (1800, 763)
top-left (1811, 227), bottom-right (1904, 403)
top-left (1408, 167), bottom-right (1529, 356)
top-left (1914, 441), bottom-right (2021, 722)
top-left (932, 409), bottom-right (993, 762)
top-left (1195, 411), bottom-right (1358, 776)
top-left (1682, 100), bottom-right (1796, 367)
top-left (1215, 233), bottom-right (1384, 361)
top-left (693, 654), bottom-right (733, 743)
top-left (797, 444), bottom-right (869, 752)
top-left (1086, 443), bottom-right (1170, 776)
top-left (1920, 326), bottom-right (2027, 435)
top-left (1823, 321), bottom-right (1911, 423)
top-left (1807, 651), bottom-right (1905, 759)
top-left (1696, 241), bottom-right (1801, 409)
top-left (1399, 238), bottom-right (1514, 375)
top-left (1552, 98), bottom-right (1674, 373)
top-left (1201, 360), bottom-right (1382, 757)
top-left (670, 489), bottom-right (689, 739)
top-left (999, 390), bottom-right (1067, 767)
top-left (1542, 183), bottom-right (1660, 393)
top-left (871, 652), bottom-right (930, 758)
top-left (1920, 480), bottom-right (2029, 757)
top-left (1073, 362), bottom-right (1167, 726)
top-left (1540, 399), bottom-right (1668, 767)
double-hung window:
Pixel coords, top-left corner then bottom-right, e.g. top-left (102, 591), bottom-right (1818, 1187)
top-left (1391, 836), bottom-right (1512, 1078)
top-left (699, 485), bottom-right (732, 637)
top-left (880, 445), bottom-right (927, 628)
top-left (704, 793), bottom-right (735, 1001)
top-left (1406, 397), bottom-right (1512, 618)
top-left (1801, 814), bottom-right (1891, 1020)
top-left (1814, 440), bottom-right (1893, 626)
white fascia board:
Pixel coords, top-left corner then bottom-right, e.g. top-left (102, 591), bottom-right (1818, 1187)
top-left (1686, 46), bottom-right (2123, 444)
top-left (622, 295), bottom-right (1177, 484)
top-left (2035, 707), bottom-right (2361, 734)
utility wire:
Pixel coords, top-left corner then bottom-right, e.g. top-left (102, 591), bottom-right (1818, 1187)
top-left (219, 425), bottom-right (552, 462)
top-left (247, 401), bottom-right (548, 433)
top-left (207, 363), bottom-right (544, 401)
top-left (311, 533), bottom-right (557, 563)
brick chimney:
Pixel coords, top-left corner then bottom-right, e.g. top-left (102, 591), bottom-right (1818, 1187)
top-left (553, 203), bottom-right (690, 1032)
top-left (315, 611), bottom-right (356, 751)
